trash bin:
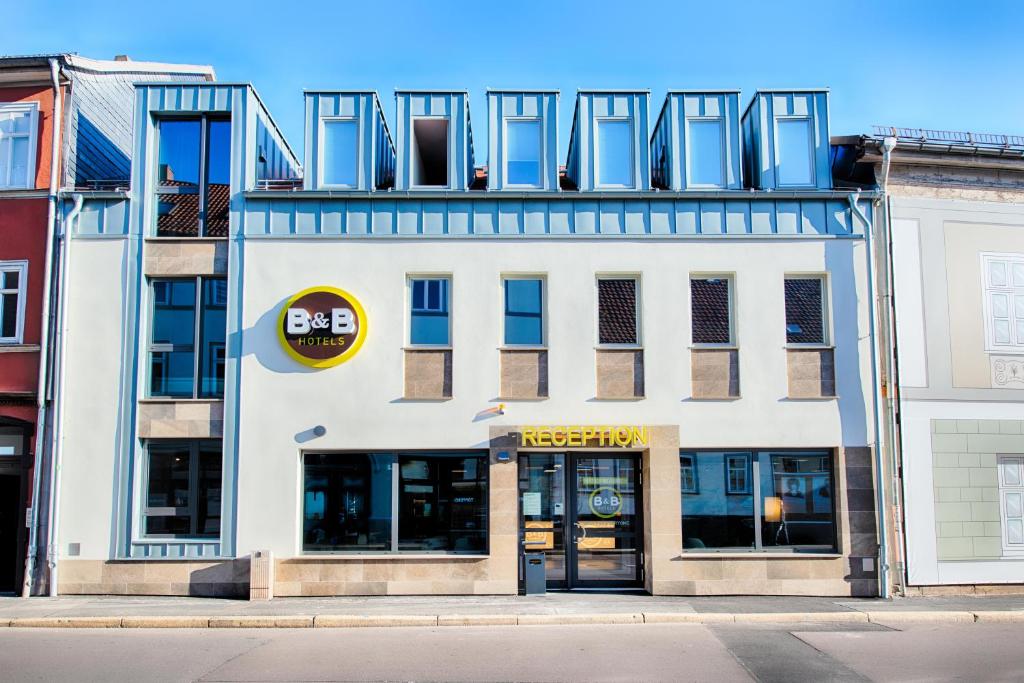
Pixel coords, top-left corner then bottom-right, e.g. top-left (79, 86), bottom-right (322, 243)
top-left (523, 552), bottom-right (546, 595)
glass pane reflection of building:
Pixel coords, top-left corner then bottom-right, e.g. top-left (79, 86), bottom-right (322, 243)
top-left (519, 454), bottom-right (567, 584)
top-left (574, 456), bottom-right (639, 582)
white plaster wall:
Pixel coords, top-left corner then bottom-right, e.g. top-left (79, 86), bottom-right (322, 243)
top-left (57, 238), bottom-right (130, 559)
top-left (235, 237), bottom-right (873, 557)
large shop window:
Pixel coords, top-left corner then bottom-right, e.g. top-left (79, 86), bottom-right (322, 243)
top-left (784, 276), bottom-right (828, 345)
top-left (409, 277), bottom-right (450, 346)
top-left (0, 261), bottom-right (28, 344)
top-left (143, 441), bottom-right (222, 538)
top-left (303, 452), bottom-right (488, 554)
top-left (149, 277), bottom-right (227, 398)
top-left (154, 116), bottom-right (231, 237)
top-left (0, 102), bottom-right (38, 189)
top-left (680, 451), bottom-right (836, 553)
top-left (690, 276), bottom-right (733, 345)
top-left (597, 277), bottom-right (640, 346)
top-left (503, 277), bottom-right (544, 346)
top-left (982, 253), bottom-right (1024, 353)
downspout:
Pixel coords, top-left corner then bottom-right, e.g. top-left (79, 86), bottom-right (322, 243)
top-left (848, 190), bottom-right (890, 599)
top-left (877, 137), bottom-right (907, 596)
top-left (43, 192), bottom-right (82, 597)
top-left (23, 57), bottom-right (63, 597)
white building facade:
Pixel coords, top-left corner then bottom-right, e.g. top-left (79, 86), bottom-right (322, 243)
top-left (51, 85), bottom-right (882, 597)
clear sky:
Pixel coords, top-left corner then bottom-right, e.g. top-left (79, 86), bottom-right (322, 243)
top-left (6, 0), bottom-right (1023, 166)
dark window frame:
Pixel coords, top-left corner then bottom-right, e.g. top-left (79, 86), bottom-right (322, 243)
top-left (148, 276), bottom-right (227, 399)
top-left (679, 454), bottom-right (699, 494)
top-left (301, 450), bottom-right (490, 555)
top-left (153, 114), bottom-right (231, 237)
top-left (141, 439), bottom-right (222, 539)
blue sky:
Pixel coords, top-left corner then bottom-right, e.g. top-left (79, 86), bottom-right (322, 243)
top-left (6, 0), bottom-right (1023, 166)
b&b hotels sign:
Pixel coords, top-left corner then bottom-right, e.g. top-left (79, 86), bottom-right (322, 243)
top-left (278, 286), bottom-right (367, 368)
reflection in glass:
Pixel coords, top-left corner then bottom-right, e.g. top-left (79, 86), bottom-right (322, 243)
top-left (145, 443), bottom-right (191, 535)
top-left (398, 455), bottom-right (488, 553)
top-left (302, 453), bottom-right (394, 551)
top-left (519, 453), bottom-right (567, 584)
top-left (150, 280), bottom-right (197, 397)
top-left (597, 119), bottom-right (633, 187)
top-left (204, 119), bottom-right (231, 236)
top-left (199, 279), bottom-right (227, 397)
top-left (410, 278), bottom-right (450, 345)
top-left (574, 456), bottom-right (640, 582)
top-left (198, 443), bottom-right (222, 536)
top-left (506, 120), bottom-right (541, 186)
top-left (760, 453), bottom-right (834, 550)
top-left (681, 451), bottom-right (755, 550)
top-left (504, 278), bottom-right (543, 345)
top-left (776, 119), bottom-right (813, 186)
top-left (784, 278), bottom-right (826, 344)
top-left (323, 119), bottom-right (359, 187)
top-left (688, 119), bottom-right (725, 187)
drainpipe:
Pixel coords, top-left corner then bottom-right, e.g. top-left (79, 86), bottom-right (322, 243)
top-left (40, 192), bottom-right (82, 597)
top-left (22, 57), bottom-right (63, 597)
top-left (848, 190), bottom-right (890, 599)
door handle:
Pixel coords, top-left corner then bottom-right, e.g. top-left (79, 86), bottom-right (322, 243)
top-left (574, 522), bottom-right (588, 544)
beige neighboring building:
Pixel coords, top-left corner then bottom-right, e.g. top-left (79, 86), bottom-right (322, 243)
top-left (843, 127), bottom-right (1024, 592)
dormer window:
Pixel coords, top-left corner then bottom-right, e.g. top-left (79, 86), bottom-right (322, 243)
top-left (321, 118), bottom-right (359, 188)
top-left (505, 119), bottom-right (541, 187)
top-left (596, 119), bottom-right (633, 188)
top-left (687, 119), bottom-right (725, 187)
top-left (776, 118), bottom-right (814, 186)
top-left (154, 115), bottom-right (230, 237)
top-left (411, 118), bottom-right (449, 187)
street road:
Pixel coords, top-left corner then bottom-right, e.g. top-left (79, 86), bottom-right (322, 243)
top-left (1, 621), bottom-right (1022, 682)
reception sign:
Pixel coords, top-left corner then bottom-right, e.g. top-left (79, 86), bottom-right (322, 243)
top-left (519, 426), bottom-right (649, 448)
top-left (278, 286), bottom-right (367, 368)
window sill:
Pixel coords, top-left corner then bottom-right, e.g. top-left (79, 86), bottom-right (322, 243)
top-left (298, 553), bottom-right (489, 560)
top-left (681, 552), bottom-right (842, 559)
top-left (689, 345), bottom-right (738, 350)
top-left (403, 345), bottom-right (453, 351)
top-left (499, 346), bottom-right (548, 352)
top-left (783, 395), bottom-right (839, 401)
top-left (139, 397), bottom-right (224, 404)
top-left (0, 344), bottom-right (40, 353)
top-left (592, 396), bottom-right (646, 401)
top-left (145, 236), bottom-right (228, 242)
top-left (686, 395), bottom-right (742, 401)
top-left (496, 396), bottom-right (549, 402)
top-left (595, 346), bottom-right (644, 351)
top-left (785, 344), bottom-right (834, 350)
top-left (398, 396), bottom-right (453, 402)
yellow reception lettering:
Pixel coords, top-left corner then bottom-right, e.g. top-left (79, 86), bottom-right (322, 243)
top-left (517, 426), bottom-right (649, 448)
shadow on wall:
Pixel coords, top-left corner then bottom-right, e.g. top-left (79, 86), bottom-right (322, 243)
top-left (233, 296), bottom-right (316, 375)
top-left (185, 559), bottom-right (249, 599)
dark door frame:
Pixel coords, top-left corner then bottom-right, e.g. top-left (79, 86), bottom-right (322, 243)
top-left (519, 451), bottom-right (644, 591)
top-left (0, 417), bottom-right (32, 595)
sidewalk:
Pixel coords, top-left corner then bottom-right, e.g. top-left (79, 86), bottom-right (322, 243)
top-left (2, 593), bottom-right (1023, 628)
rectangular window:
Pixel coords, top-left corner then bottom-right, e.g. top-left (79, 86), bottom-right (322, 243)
top-left (503, 277), bottom-right (544, 346)
top-left (690, 276), bottom-right (733, 345)
top-left (776, 118), bottom-right (814, 186)
top-left (597, 277), bottom-right (639, 346)
top-left (682, 450), bottom-right (836, 553)
top-left (0, 103), bottom-right (38, 189)
top-left (505, 119), bottom-right (541, 186)
top-left (409, 277), bottom-right (450, 346)
top-left (149, 277), bottom-right (227, 398)
top-left (0, 261), bottom-right (28, 343)
top-left (155, 116), bottom-right (231, 237)
top-left (411, 118), bottom-right (449, 187)
top-left (143, 441), bottom-right (222, 538)
top-left (680, 455), bottom-right (698, 494)
top-left (302, 452), bottom-right (488, 554)
top-left (596, 119), bottom-right (634, 187)
top-left (687, 119), bottom-right (725, 187)
top-left (982, 253), bottom-right (1024, 353)
top-left (784, 277), bottom-right (827, 344)
top-left (322, 119), bottom-right (359, 187)
top-left (999, 457), bottom-right (1024, 554)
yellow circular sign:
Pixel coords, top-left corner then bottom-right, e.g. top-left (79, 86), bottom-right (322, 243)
top-left (277, 286), bottom-right (368, 368)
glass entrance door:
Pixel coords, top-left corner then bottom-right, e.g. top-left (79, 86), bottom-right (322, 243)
top-left (519, 453), bottom-right (643, 590)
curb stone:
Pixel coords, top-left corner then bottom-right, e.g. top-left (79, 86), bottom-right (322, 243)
top-left (732, 611), bottom-right (869, 623)
top-left (438, 614), bottom-right (518, 626)
top-left (972, 610), bottom-right (1024, 623)
top-left (865, 610), bottom-right (976, 623)
top-left (121, 616), bottom-right (210, 628)
top-left (517, 613), bottom-right (643, 625)
top-left (313, 615), bottom-right (438, 628)
top-left (643, 612), bottom-right (729, 623)
top-left (209, 616), bottom-right (314, 628)
top-left (9, 617), bottom-right (122, 628)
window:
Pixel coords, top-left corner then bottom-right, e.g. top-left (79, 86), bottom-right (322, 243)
top-left (687, 119), bottom-right (725, 187)
top-left (784, 277), bottom-right (827, 344)
top-left (411, 118), bottom-right (449, 187)
top-left (690, 276), bottom-right (732, 345)
top-left (982, 253), bottom-right (1024, 353)
top-left (680, 455), bottom-right (698, 494)
top-left (505, 119), bottom-right (541, 187)
top-left (154, 116), bottom-right (231, 237)
top-left (149, 277), bottom-right (227, 398)
top-left (0, 261), bottom-right (27, 344)
top-left (302, 452), bottom-right (488, 554)
top-left (503, 277), bottom-right (544, 346)
top-left (999, 457), bottom-right (1024, 555)
top-left (776, 118), bottom-right (813, 186)
top-left (0, 103), bottom-right (38, 189)
top-left (322, 119), bottom-right (359, 187)
top-left (597, 277), bottom-right (639, 346)
top-left (143, 441), bottom-right (222, 538)
top-left (681, 451), bottom-right (836, 552)
top-left (596, 119), bottom-right (634, 187)
top-left (410, 277), bottom-right (450, 346)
